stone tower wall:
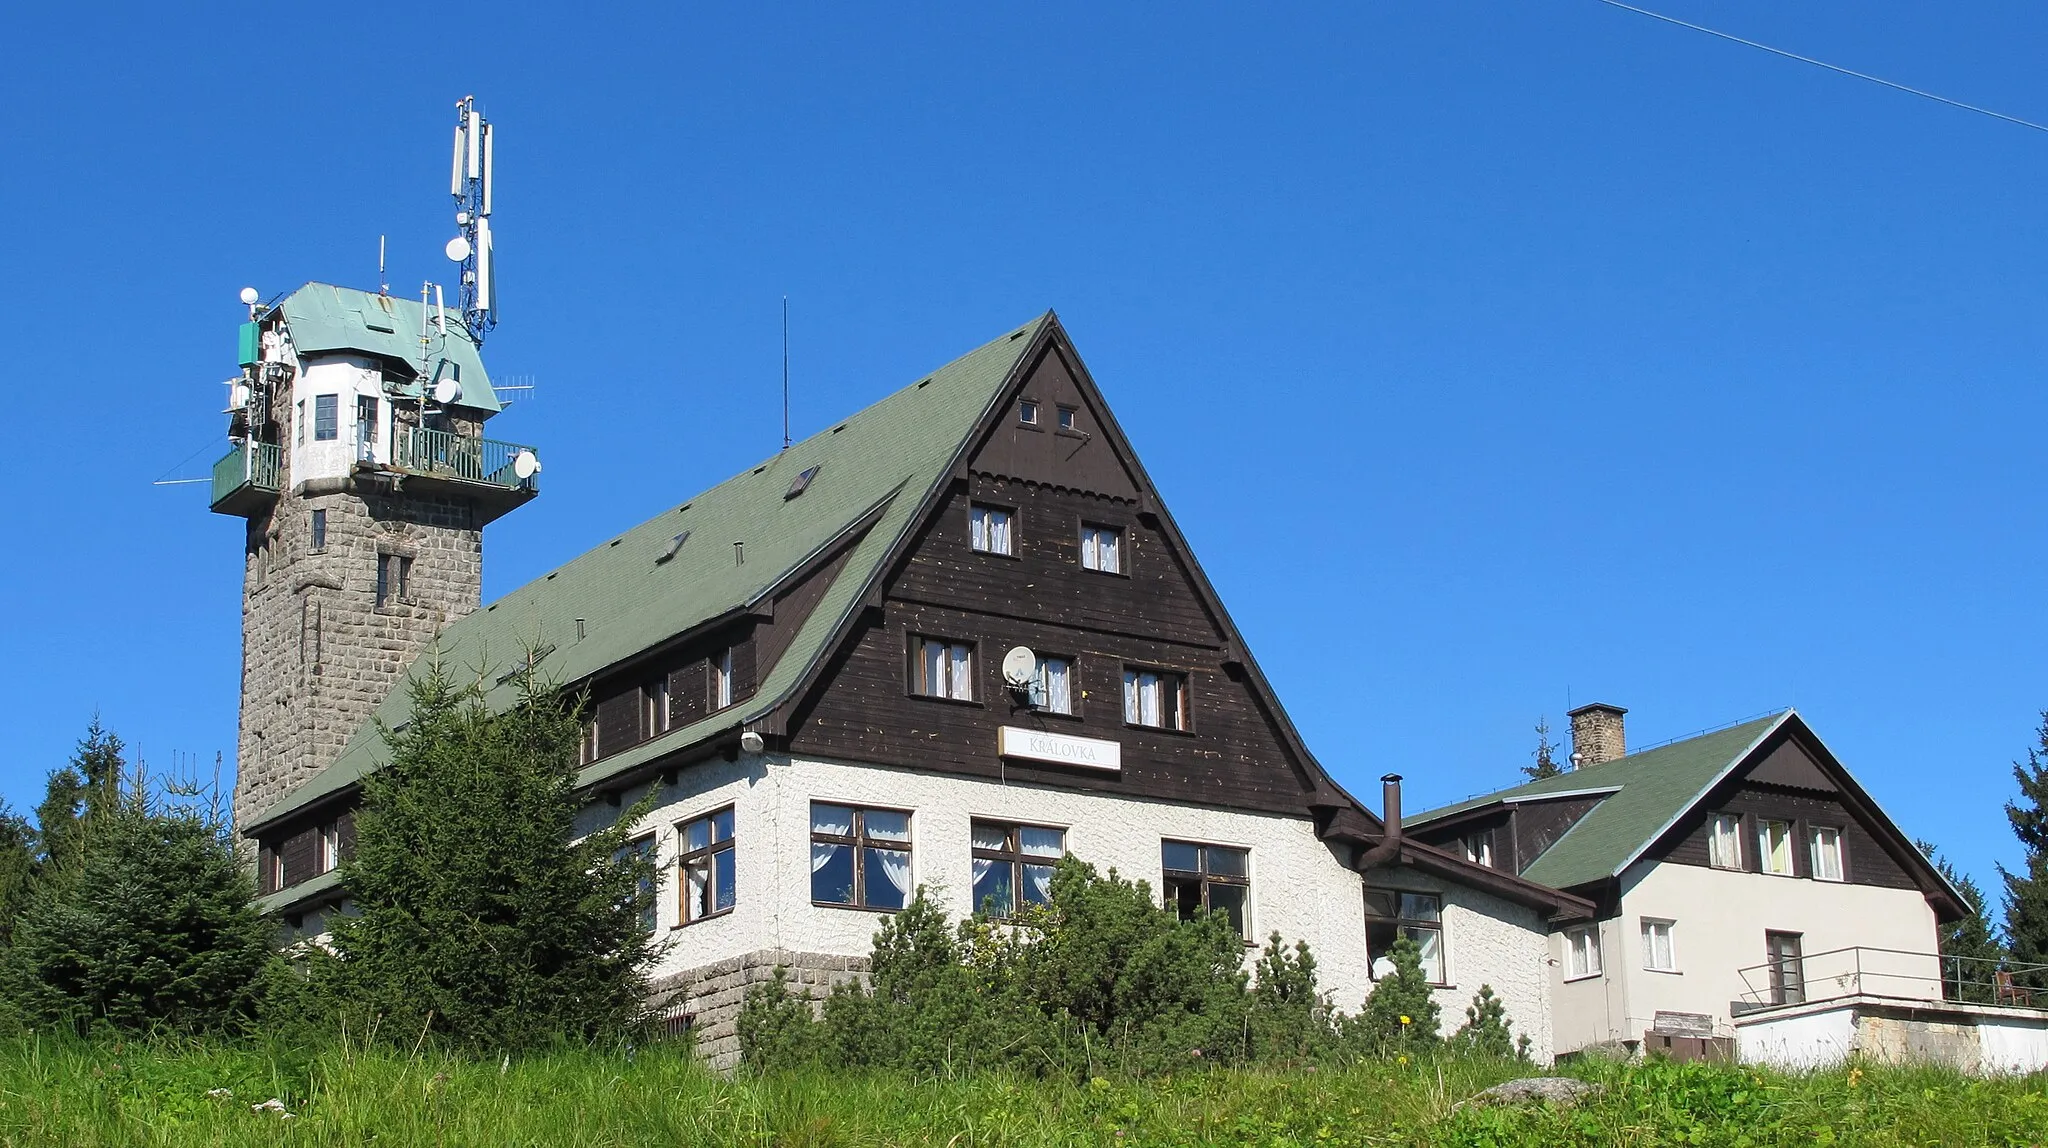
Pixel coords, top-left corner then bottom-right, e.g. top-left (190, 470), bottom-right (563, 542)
top-left (234, 457), bottom-right (485, 831)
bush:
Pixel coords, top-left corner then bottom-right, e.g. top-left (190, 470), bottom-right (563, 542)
top-left (1345, 933), bottom-right (1440, 1055)
top-left (1447, 984), bottom-right (1529, 1060)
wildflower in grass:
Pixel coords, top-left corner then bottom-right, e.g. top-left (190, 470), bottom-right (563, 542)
top-left (1400, 1016), bottom-right (1410, 1025)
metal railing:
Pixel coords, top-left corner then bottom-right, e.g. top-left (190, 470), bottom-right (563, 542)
top-left (392, 426), bottom-right (537, 492)
top-left (1735, 946), bottom-right (2048, 1012)
top-left (210, 441), bottom-right (282, 506)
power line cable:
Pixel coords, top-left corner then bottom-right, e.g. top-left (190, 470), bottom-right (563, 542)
top-left (1592, 0), bottom-right (2048, 135)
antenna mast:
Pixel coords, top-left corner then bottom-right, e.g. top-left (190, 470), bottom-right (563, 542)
top-left (781, 296), bottom-right (791, 451)
top-left (446, 95), bottom-right (497, 346)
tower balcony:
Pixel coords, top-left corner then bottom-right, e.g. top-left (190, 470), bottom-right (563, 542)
top-left (382, 426), bottom-right (540, 519)
top-left (210, 442), bottom-right (282, 517)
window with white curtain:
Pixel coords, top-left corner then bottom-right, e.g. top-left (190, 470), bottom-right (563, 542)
top-left (1365, 889), bottom-right (1445, 983)
top-left (710, 646), bottom-right (735, 710)
top-left (810, 804), bottom-right (911, 910)
top-left (1565, 924), bottom-right (1602, 979)
top-left (1462, 832), bottom-right (1492, 867)
top-left (914, 638), bottom-right (975, 701)
top-left (1123, 667), bottom-right (1187, 730)
top-left (1080, 523), bottom-right (1122, 573)
top-left (1641, 918), bottom-right (1677, 971)
top-left (1037, 656), bottom-right (1073, 715)
top-left (969, 504), bottom-right (1014, 555)
top-left (971, 821), bottom-right (1065, 917)
top-left (1809, 826), bottom-right (1844, 881)
top-left (1758, 819), bottom-right (1794, 875)
top-left (679, 807), bottom-right (735, 924)
top-left (1708, 814), bottom-right (1743, 869)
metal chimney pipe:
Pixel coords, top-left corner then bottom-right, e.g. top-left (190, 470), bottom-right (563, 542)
top-left (1358, 773), bottom-right (1405, 870)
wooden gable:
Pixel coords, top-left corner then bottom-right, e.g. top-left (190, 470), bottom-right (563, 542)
top-left (783, 324), bottom-right (1359, 826)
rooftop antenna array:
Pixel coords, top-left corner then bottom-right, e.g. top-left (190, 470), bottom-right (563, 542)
top-left (445, 95), bottom-right (497, 346)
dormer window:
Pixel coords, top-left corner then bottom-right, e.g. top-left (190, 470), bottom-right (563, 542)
top-left (1461, 832), bottom-right (1492, 867)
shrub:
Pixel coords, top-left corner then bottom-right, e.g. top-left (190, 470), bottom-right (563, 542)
top-left (1346, 933), bottom-right (1440, 1054)
top-left (1447, 984), bottom-right (1529, 1060)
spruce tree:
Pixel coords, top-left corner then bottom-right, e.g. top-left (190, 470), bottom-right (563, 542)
top-left (1917, 840), bottom-right (2005, 1002)
top-left (2000, 715), bottom-right (2048, 987)
top-left (0, 810), bottom-right (33, 945)
top-left (309, 659), bottom-right (662, 1049)
top-left (5, 761), bottom-right (269, 1033)
top-left (1523, 717), bottom-right (1564, 781)
top-left (1352, 934), bottom-right (1440, 1053)
top-left (1448, 984), bottom-right (1526, 1059)
top-left (30, 720), bottom-right (126, 888)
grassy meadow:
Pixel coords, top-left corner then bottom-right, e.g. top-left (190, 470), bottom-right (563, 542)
top-left (1, 1036), bottom-right (2044, 1146)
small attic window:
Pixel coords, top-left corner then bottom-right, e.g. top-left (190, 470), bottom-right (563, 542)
top-left (785, 465), bottom-right (821, 500)
top-left (658, 531), bottom-right (691, 563)
top-left (917, 378), bottom-right (932, 389)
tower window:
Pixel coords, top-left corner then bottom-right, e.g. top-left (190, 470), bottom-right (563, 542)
top-left (296, 400), bottom-right (305, 445)
top-left (314, 394), bottom-right (338, 441)
top-left (309, 509), bottom-right (327, 552)
top-left (375, 553), bottom-right (411, 607)
top-left (356, 395), bottom-right (379, 456)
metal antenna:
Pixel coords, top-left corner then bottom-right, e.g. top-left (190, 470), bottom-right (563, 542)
top-left (447, 95), bottom-right (497, 346)
top-left (379, 235), bottom-right (388, 296)
top-left (781, 296), bottom-right (791, 451)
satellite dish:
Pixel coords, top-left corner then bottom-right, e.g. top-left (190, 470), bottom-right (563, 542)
top-left (512, 450), bottom-right (540, 479)
top-left (1001, 646), bottom-right (1039, 689)
top-left (433, 377), bottom-right (463, 405)
top-left (238, 287), bottom-right (260, 305)
top-left (444, 235), bottom-right (471, 262)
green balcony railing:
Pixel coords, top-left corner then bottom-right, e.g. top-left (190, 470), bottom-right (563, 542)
top-left (393, 426), bottom-right (539, 492)
top-left (210, 442), bottom-right (282, 511)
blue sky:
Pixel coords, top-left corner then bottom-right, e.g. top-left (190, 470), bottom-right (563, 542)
top-left (2, 2), bottom-right (2044, 908)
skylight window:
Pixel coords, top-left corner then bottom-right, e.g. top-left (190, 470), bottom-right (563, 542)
top-left (785, 465), bottom-right (821, 500)
top-left (657, 531), bottom-right (691, 563)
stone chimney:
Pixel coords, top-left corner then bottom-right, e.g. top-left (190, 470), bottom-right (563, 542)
top-left (1567, 703), bottom-right (1628, 768)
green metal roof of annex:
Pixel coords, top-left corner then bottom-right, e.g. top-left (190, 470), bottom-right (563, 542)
top-left (247, 312), bottom-right (1056, 833)
top-left (1408, 712), bottom-right (1792, 891)
top-left (273, 283), bottom-right (503, 414)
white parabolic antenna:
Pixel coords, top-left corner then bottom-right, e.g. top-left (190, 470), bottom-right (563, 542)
top-left (512, 449), bottom-right (540, 479)
top-left (433, 377), bottom-right (463, 404)
top-left (444, 235), bottom-right (471, 262)
top-left (1001, 646), bottom-right (1039, 688)
top-left (238, 286), bottom-right (260, 305)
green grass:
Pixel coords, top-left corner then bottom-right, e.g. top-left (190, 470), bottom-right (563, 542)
top-left (0, 1036), bottom-right (2042, 1146)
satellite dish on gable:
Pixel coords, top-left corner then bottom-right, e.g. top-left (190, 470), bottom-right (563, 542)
top-left (1001, 646), bottom-right (1039, 688)
top-left (512, 450), bottom-right (540, 479)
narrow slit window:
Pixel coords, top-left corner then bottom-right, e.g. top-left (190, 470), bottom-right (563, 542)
top-left (914, 638), bottom-right (975, 701)
top-left (811, 804), bottom-right (912, 910)
top-left (309, 509), bottom-right (327, 552)
top-left (1080, 523), bottom-right (1122, 573)
top-left (679, 807), bottom-right (736, 924)
top-left (969, 504), bottom-right (1014, 555)
top-left (375, 554), bottom-right (411, 607)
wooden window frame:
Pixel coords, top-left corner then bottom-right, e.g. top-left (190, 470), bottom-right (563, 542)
top-left (969, 502), bottom-right (1018, 557)
top-left (579, 714), bottom-right (600, 765)
top-left (710, 646), bottom-right (735, 711)
top-left (970, 820), bottom-right (1067, 918)
top-left (309, 508), bottom-right (327, 553)
top-left (677, 806), bottom-right (736, 927)
top-left (1162, 840), bottom-right (1251, 941)
top-left (1757, 818), bottom-right (1795, 876)
top-left (1461, 831), bottom-right (1492, 867)
top-left (1707, 812), bottom-right (1743, 870)
top-left (1078, 521), bottom-right (1126, 576)
top-left (1808, 825), bottom-right (1846, 882)
top-left (1122, 665), bottom-right (1190, 732)
top-left (910, 636), bottom-right (978, 704)
top-left (810, 804), bottom-right (914, 912)
top-left (1365, 888), bottom-right (1447, 985)
top-left (317, 822), bottom-right (339, 874)
top-left (614, 834), bottom-right (658, 935)
top-left (375, 553), bottom-right (411, 608)
top-left (1017, 398), bottom-right (1041, 427)
top-left (644, 675), bottom-right (670, 738)
top-left (313, 393), bottom-right (339, 441)
top-left (1056, 404), bottom-right (1079, 432)
top-left (1766, 930), bottom-right (1805, 1005)
top-left (1034, 653), bottom-right (1078, 718)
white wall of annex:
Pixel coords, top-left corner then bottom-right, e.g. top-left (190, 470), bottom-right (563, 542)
top-left (291, 354), bottom-right (390, 483)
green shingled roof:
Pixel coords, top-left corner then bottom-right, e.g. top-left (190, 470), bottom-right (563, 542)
top-left (1409, 712), bottom-right (1790, 890)
top-left (247, 313), bottom-right (1054, 833)
top-left (274, 283), bottom-right (504, 414)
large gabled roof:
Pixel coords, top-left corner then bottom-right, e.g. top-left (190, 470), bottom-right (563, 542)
top-left (247, 313), bottom-right (1055, 834)
top-left (1411, 713), bottom-right (1791, 890)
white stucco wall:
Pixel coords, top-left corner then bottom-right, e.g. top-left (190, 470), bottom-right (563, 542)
top-left (1547, 858), bottom-right (1940, 1054)
top-left (290, 353), bottom-right (391, 482)
top-left (576, 752), bottom-right (1559, 1060)
top-left (1736, 1007), bottom-right (1858, 1070)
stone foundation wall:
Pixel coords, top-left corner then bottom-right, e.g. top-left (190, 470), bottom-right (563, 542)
top-left (649, 949), bottom-right (869, 1069)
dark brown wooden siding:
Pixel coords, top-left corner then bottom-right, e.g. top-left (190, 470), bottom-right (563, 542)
top-left (670, 659), bottom-right (709, 727)
top-left (729, 631), bottom-right (757, 702)
top-left (758, 542), bottom-right (859, 676)
top-left (596, 684), bottom-right (642, 757)
top-left (1512, 796), bottom-right (1608, 874)
top-left (336, 810), bottom-right (357, 863)
top-left (258, 845), bottom-right (278, 894)
top-left (789, 474), bottom-right (1321, 816)
top-left (969, 345), bottom-right (1143, 500)
top-left (1652, 781), bottom-right (1917, 891)
top-left (279, 826), bottom-right (318, 887)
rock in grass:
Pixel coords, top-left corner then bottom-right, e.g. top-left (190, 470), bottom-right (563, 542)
top-left (1453, 1077), bottom-right (1602, 1112)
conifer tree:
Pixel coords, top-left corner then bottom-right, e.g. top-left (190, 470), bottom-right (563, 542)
top-left (1917, 839), bottom-right (2004, 1002)
top-left (307, 659), bottom-right (662, 1049)
top-left (1523, 717), bottom-right (1564, 781)
top-left (30, 720), bottom-right (126, 888)
top-left (2000, 715), bottom-right (2048, 986)
top-left (1353, 934), bottom-right (1440, 1053)
top-left (1448, 984), bottom-right (1527, 1059)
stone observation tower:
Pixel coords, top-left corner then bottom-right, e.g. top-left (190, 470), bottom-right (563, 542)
top-left (209, 98), bottom-right (536, 831)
